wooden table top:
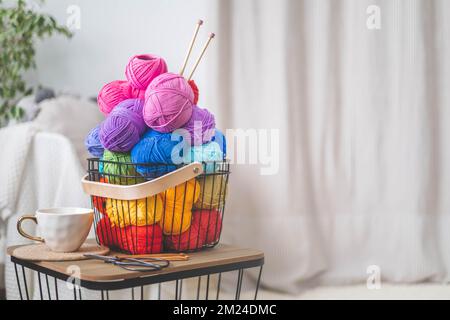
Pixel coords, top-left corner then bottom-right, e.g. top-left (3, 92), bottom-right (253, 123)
top-left (8, 243), bottom-right (264, 282)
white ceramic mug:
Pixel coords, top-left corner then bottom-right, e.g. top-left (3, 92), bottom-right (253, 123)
top-left (17, 208), bottom-right (94, 252)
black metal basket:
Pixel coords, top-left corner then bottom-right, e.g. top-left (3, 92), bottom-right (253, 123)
top-left (85, 159), bottom-right (230, 254)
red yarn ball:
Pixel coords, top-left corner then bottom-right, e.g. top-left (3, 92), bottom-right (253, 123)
top-left (92, 196), bottom-right (106, 215)
top-left (96, 217), bottom-right (117, 246)
top-left (164, 212), bottom-right (206, 251)
top-left (188, 80), bottom-right (199, 105)
top-left (197, 209), bottom-right (222, 244)
top-left (96, 217), bottom-right (163, 254)
top-left (92, 178), bottom-right (108, 215)
top-left (97, 80), bottom-right (145, 116)
top-left (126, 54), bottom-right (168, 90)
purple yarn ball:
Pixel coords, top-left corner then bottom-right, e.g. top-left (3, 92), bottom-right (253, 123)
top-left (182, 105), bottom-right (216, 146)
top-left (85, 125), bottom-right (104, 158)
top-left (99, 98), bottom-right (147, 152)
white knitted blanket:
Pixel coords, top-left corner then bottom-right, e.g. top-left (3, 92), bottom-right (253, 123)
top-left (0, 123), bottom-right (39, 222)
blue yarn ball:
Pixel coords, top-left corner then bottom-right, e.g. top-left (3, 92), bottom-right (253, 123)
top-left (131, 130), bottom-right (225, 177)
top-left (211, 129), bottom-right (226, 158)
top-left (85, 125), bottom-right (104, 158)
top-left (131, 130), bottom-right (184, 179)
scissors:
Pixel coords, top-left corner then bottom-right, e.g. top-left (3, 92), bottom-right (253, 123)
top-left (84, 254), bottom-right (170, 272)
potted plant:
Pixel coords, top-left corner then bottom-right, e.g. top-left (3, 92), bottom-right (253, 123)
top-left (0, 0), bottom-right (72, 127)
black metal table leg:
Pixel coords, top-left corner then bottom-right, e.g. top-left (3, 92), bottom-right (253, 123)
top-left (235, 269), bottom-right (244, 300)
top-left (255, 265), bottom-right (263, 300)
top-left (54, 278), bottom-right (59, 300)
top-left (21, 266), bottom-right (29, 300)
top-left (14, 263), bottom-right (23, 300)
top-left (216, 273), bottom-right (222, 300)
top-left (45, 274), bottom-right (51, 300)
top-left (37, 272), bottom-right (43, 300)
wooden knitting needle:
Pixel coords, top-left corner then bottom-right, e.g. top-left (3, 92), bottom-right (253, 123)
top-left (180, 19), bottom-right (204, 76)
top-left (187, 32), bottom-right (215, 80)
top-left (115, 253), bottom-right (189, 261)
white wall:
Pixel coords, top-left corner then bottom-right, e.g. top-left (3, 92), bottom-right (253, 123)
top-left (34, 0), bottom-right (215, 102)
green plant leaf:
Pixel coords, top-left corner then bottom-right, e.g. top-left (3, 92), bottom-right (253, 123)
top-left (0, 0), bottom-right (71, 126)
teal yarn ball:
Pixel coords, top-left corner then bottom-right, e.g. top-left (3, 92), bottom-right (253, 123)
top-left (212, 129), bottom-right (226, 158)
top-left (182, 141), bottom-right (224, 173)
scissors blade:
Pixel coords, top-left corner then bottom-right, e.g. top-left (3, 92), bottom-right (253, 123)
top-left (115, 261), bottom-right (163, 271)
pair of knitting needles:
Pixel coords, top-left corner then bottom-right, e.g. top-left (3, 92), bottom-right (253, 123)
top-left (180, 19), bottom-right (215, 80)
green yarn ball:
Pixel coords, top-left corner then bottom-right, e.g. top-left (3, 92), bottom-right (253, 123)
top-left (101, 150), bottom-right (143, 185)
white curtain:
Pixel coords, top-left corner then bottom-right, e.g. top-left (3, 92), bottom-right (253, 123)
top-left (205, 0), bottom-right (450, 293)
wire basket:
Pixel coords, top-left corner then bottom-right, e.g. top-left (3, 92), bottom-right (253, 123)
top-left (82, 159), bottom-right (230, 254)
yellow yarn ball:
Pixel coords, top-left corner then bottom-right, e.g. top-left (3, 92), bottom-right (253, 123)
top-left (160, 179), bottom-right (200, 235)
top-left (105, 195), bottom-right (164, 227)
top-left (195, 175), bottom-right (228, 210)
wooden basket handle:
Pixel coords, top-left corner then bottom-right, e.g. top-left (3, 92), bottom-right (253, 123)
top-left (81, 162), bottom-right (204, 200)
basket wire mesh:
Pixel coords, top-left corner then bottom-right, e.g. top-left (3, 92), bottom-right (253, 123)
top-left (87, 159), bottom-right (230, 254)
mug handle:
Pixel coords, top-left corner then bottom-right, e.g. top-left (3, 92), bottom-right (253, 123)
top-left (17, 215), bottom-right (44, 243)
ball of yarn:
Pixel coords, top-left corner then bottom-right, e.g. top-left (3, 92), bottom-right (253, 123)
top-left (188, 80), bottom-right (199, 105)
top-left (105, 194), bottom-right (164, 228)
top-left (182, 105), bottom-right (216, 146)
top-left (92, 196), bottom-right (106, 215)
top-left (125, 54), bottom-right (168, 90)
top-left (92, 178), bottom-right (108, 215)
top-left (212, 129), bottom-right (227, 157)
top-left (195, 175), bottom-right (228, 210)
top-left (143, 73), bottom-right (194, 133)
top-left (164, 211), bottom-right (207, 251)
top-left (96, 216), bottom-right (116, 247)
top-left (161, 179), bottom-right (200, 235)
top-left (85, 125), bottom-right (105, 158)
top-left (196, 209), bottom-right (223, 244)
top-left (119, 224), bottom-right (163, 254)
top-left (99, 99), bottom-right (146, 152)
top-left (131, 130), bottom-right (184, 178)
top-left (101, 150), bottom-right (143, 185)
top-left (183, 141), bottom-right (224, 173)
top-left (96, 216), bottom-right (163, 254)
top-left (98, 80), bottom-right (145, 115)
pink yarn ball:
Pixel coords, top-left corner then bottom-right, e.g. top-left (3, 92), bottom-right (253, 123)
top-left (97, 80), bottom-right (145, 116)
top-left (125, 54), bottom-right (168, 90)
top-left (143, 73), bottom-right (194, 133)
